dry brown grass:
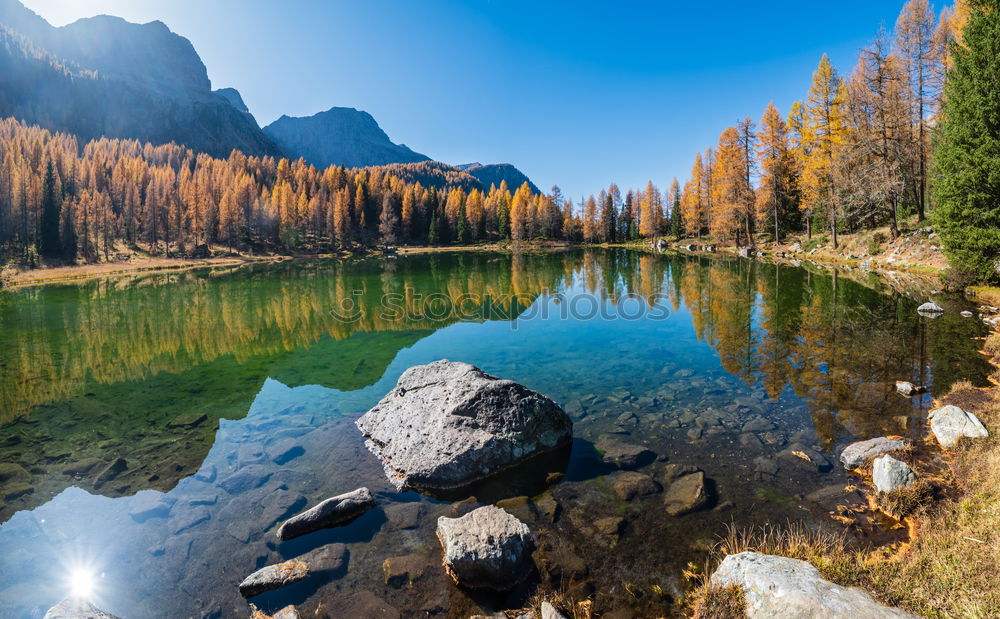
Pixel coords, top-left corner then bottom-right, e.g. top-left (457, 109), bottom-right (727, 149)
top-left (690, 584), bottom-right (745, 619)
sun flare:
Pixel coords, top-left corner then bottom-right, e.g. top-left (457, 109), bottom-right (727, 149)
top-left (69, 568), bottom-right (94, 598)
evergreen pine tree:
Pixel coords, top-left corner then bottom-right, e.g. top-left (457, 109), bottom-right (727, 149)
top-left (39, 160), bottom-right (61, 258)
top-left (457, 200), bottom-right (469, 243)
top-left (669, 178), bottom-right (683, 238)
top-left (933, 0), bottom-right (1000, 281)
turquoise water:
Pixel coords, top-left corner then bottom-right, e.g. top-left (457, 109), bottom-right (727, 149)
top-left (0, 250), bottom-right (990, 617)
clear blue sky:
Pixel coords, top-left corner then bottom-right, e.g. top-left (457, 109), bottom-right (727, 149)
top-left (23, 0), bottom-right (920, 202)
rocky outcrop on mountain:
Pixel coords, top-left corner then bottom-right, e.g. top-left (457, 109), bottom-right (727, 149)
top-left (263, 107), bottom-right (430, 169)
top-left (215, 87), bottom-right (251, 114)
top-left (457, 162), bottom-right (539, 193)
top-left (0, 0), bottom-right (281, 158)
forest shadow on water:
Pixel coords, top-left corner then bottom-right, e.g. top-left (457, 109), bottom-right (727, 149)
top-left (0, 248), bottom-right (991, 617)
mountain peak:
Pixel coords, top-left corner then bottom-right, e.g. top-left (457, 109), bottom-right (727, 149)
top-left (263, 106), bottom-right (431, 169)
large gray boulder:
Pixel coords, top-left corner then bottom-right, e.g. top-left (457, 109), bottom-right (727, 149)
top-left (710, 551), bottom-right (918, 618)
top-left (872, 455), bottom-right (916, 493)
top-left (436, 505), bottom-right (536, 590)
top-left (929, 405), bottom-right (989, 449)
top-left (840, 437), bottom-right (909, 470)
top-left (276, 487), bottom-right (374, 541)
top-left (44, 598), bottom-right (121, 619)
top-left (357, 360), bottom-right (572, 490)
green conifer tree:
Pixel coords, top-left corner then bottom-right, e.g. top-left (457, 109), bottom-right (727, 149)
top-left (933, 0), bottom-right (1000, 281)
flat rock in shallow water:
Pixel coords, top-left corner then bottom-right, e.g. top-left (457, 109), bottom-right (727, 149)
top-left (872, 455), bottom-right (916, 494)
top-left (664, 469), bottom-right (708, 516)
top-left (779, 444), bottom-right (832, 472)
top-left (436, 505), bottom-right (536, 590)
top-left (276, 487), bottom-right (374, 541)
top-left (356, 360), bottom-right (572, 490)
top-left (609, 471), bottom-right (660, 501)
top-left (596, 437), bottom-right (655, 469)
top-left (710, 551), bottom-right (918, 618)
top-left (929, 405), bottom-right (988, 449)
top-left (218, 465), bottom-right (271, 494)
top-left (44, 598), bottom-right (121, 619)
top-left (840, 437), bottom-right (909, 470)
top-left (301, 542), bottom-right (349, 572)
top-left (128, 492), bottom-right (176, 522)
top-left (239, 559), bottom-right (310, 598)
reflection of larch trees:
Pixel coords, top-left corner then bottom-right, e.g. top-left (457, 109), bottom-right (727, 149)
top-left (0, 253), bottom-right (570, 421)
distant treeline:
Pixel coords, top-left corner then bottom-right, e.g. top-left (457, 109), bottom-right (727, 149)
top-left (0, 119), bottom-right (585, 263)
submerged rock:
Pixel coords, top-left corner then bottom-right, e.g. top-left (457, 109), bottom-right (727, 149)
top-left (929, 404), bottom-right (989, 449)
top-left (357, 360), bottom-right (572, 490)
top-left (436, 505), bottom-right (536, 590)
top-left (239, 559), bottom-right (310, 598)
top-left (382, 553), bottom-right (427, 588)
top-left (609, 470), bottom-right (660, 501)
top-left (663, 469), bottom-right (709, 516)
top-left (872, 455), bottom-right (916, 493)
top-left (596, 436), bottom-right (656, 469)
top-left (276, 487), bottom-right (375, 541)
top-left (779, 444), bottom-right (832, 472)
top-left (44, 598), bottom-right (121, 619)
top-left (129, 492), bottom-right (177, 523)
top-left (94, 457), bottom-right (127, 488)
top-left (840, 437), bottom-right (909, 470)
top-left (301, 542), bottom-right (349, 572)
top-left (710, 552), bottom-right (918, 618)
top-left (218, 465), bottom-right (272, 494)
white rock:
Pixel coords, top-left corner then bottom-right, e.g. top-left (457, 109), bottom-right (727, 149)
top-left (917, 301), bottom-right (944, 315)
top-left (929, 405), bottom-right (989, 449)
top-left (44, 598), bottom-right (121, 619)
top-left (872, 455), bottom-right (916, 493)
top-left (541, 601), bottom-right (567, 619)
top-left (710, 552), bottom-right (918, 618)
